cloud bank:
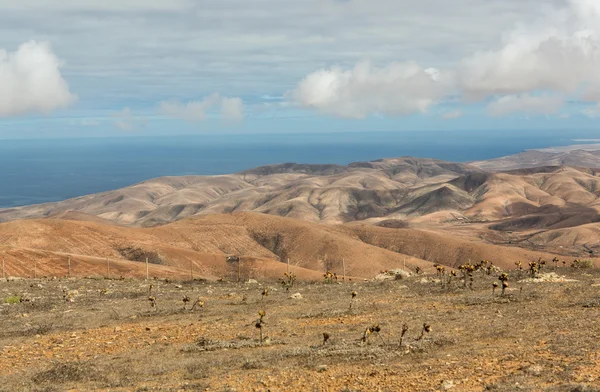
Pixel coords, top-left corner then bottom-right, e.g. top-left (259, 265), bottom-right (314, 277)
top-left (289, 61), bottom-right (450, 119)
top-left (4, 0), bottom-right (600, 127)
top-left (487, 94), bottom-right (564, 117)
top-left (159, 93), bottom-right (244, 122)
top-left (0, 41), bottom-right (76, 117)
top-left (289, 0), bottom-right (600, 118)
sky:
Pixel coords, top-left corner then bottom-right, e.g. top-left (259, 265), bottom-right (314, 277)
top-left (1, 0), bottom-right (600, 139)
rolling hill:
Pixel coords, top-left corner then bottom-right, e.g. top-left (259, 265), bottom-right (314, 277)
top-left (2, 156), bottom-right (600, 233)
top-left (0, 158), bottom-right (484, 226)
top-left (470, 149), bottom-right (600, 171)
top-left (2, 151), bottom-right (600, 279)
top-left (0, 212), bottom-right (574, 280)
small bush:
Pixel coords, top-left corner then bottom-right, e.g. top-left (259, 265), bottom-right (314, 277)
top-left (33, 362), bottom-right (99, 384)
top-left (117, 246), bottom-right (164, 265)
top-left (4, 295), bottom-right (21, 304)
top-left (184, 363), bottom-right (209, 380)
top-left (572, 259), bottom-right (594, 269)
top-left (23, 323), bottom-right (54, 336)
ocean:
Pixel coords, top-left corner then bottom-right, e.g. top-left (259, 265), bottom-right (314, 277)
top-left (0, 129), bottom-right (597, 208)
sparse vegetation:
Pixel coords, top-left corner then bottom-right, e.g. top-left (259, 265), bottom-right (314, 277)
top-left (528, 260), bottom-right (540, 278)
top-left (458, 262), bottom-right (476, 289)
top-left (416, 323), bottom-right (431, 341)
top-left (498, 273), bottom-right (509, 296)
top-left (572, 259), bottom-right (594, 269)
top-left (261, 288), bottom-right (269, 301)
top-left (399, 323), bottom-right (409, 347)
top-left (1, 266), bottom-right (599, 391)
top-left (4, 295), bottom-right (21, 304)
top-left (191, 297), bottom-right (205, 311)
top-left (361, 324), bottom-right (382, 344)
top-left (323, 270), bottom-right (338, 284)
top-left (255, 310), bottom-right (266, 343)
top-left (279, 271), bottom-right (297, 291)
top-left (349, 290), bottom-right (358, 310)
top-left (117, 246), bottom-right (164, 265)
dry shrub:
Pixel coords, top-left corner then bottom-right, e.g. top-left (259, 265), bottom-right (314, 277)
top-left (33, 362), bottom-right (101, 384)
top-left (572, 259), bottom-right (594, 269)
top-left (23, 322), bottom-right (53, 336)
top-left (184, 362), bottom-right (209, 380)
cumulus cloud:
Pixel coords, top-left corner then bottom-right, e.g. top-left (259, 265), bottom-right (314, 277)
top-left (221, 97), bottom-right (244, 121)
top-left (459, 0), bottom-right (600, 103)
top-left (159, 94), bottom-right (220, 122)
top-left (289, 0), bottom-right (600, 119)
top-left (159, 93), bottom-right (244, 122)
top-left (0, 41), bottom-right (76, 117)
top-left (487, 94), bottom-right (564, 117)
top-left (288, 61), bottom-right (452, 118)
top-left (6, 1), bottom-right (600, 124)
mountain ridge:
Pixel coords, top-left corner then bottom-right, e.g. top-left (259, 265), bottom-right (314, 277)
top-left (2, 150), bottom-right (600, 230)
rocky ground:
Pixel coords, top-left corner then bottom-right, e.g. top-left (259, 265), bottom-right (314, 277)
top-left (1, 268), bottom-right (600, 392)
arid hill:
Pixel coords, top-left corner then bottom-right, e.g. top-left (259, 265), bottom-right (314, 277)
top-left (2, 153), bottom-right (600, 279)
top-left (0, 158), bottom-right (483, 226)
top-left (0, 212), bottom-right (427, 280)
top-left (470, 148), bottom-right (600, 171)
top-left (0, 211), bottom-right (590, 281)
top-left (2, 157), bottom-right (600, 233)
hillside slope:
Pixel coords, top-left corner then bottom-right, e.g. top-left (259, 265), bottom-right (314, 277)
top-left (2, 155), bottom-right (600, 242)
top-left (0, 212), bottom-right (573, 280)
top-left (0, 213), bottom-right (432, 279)
top-left (0, 158), bottom-right (483, 226)
top-left (470, 149), bottom-right (600, 171)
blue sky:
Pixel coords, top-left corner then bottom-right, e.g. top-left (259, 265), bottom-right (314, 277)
top-left (1, 0), bottom-right (600, 139)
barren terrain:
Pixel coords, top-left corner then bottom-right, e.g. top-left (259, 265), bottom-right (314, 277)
top-left (2, 211), bottom-right (596, 282)
top-left (1, 151), bottom-right (600, 391)
top-left (2, 268), bottom-right (600, 392)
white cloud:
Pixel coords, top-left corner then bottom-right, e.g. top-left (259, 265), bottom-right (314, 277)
top-left (5, 0), bottom-right (600, 127)
top-left (0, 41), bottom-right (76, 117)
top-left (287, 0), bottom-right (600, 119)
top-left (0, 1), bottom-right (556, 121)
top-left (159, 93), bottom-right (244, 122)
top-left (159, 94), bottom-right (220, 121)
top-left (459, 0), bottom-right (600, 101)
top-left (441, 110), bottom-right (463, 119)
top-left (221, 97), bottom-right (244, 121)
top-left (487, 94), bottom-right (564, 117)
top-left (288, 61), bottom-right (452, 118)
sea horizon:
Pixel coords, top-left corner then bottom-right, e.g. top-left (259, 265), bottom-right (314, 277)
top-left (1, 129), bottom-right (598, 209)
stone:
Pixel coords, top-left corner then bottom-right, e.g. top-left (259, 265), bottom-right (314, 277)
top-left (316, 365), bottom-right (328, 373)
top-left (527, 365), bottom-right (543, 377)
